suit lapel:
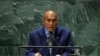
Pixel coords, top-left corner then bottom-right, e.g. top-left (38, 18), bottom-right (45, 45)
top-left (38, 27), bottom-right (50, 55)
top-left (53, 27), bottom-right (62, 54)
top-left (54, 26), bottom-right (61, 46)
top-left (38, 27), bottom-right (48, 46)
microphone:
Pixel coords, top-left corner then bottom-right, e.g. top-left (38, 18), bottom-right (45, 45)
top-left (48, 32), bottom-right (60, 56)
top-left (38, 32), bottom-right (59, 56)
top-left (48, 32), bottom-right (53, 56)
top-left (38, 32), bottom-right (54, 56)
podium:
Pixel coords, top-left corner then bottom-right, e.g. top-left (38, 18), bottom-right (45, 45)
top-left (19, 46), bottom-right (82, 56)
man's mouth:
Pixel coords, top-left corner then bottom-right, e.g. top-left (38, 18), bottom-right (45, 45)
top-left (49, 27), bottom-right (54, 28)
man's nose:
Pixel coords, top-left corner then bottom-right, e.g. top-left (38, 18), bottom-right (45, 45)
top-left (50, 21), bottom-right (53, 25)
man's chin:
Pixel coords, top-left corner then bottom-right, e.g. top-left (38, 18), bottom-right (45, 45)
top-left (48, 29), bottom-right (55, 32)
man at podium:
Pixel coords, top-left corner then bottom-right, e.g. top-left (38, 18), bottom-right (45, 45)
top-left (26, 10), bottom-right (73, 56)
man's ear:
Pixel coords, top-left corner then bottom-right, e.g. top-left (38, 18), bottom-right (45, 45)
top-left (42, 18), bottom-right (44, 25)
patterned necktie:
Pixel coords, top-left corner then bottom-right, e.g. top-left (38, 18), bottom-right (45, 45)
top-left (48, 32), bottom-right (53, 56)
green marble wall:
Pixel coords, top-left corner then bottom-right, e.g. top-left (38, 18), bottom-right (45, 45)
top-left (0, 0), bottom-right (100, 56)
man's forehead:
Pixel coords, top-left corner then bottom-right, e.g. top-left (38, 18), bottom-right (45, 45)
top-left (44, 10), bottom-right (57, 16)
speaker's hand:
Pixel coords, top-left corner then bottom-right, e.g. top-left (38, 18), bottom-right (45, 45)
top-left (34, 52), bottom-right (41, 56)
top-left (56, 54), bottom-right (61, 56)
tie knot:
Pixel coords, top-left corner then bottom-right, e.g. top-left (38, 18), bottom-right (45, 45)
top-left (49, 32), bottom-right (53, 34)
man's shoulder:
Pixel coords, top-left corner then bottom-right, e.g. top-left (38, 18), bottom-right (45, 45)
top-left (57, 26), bottom-right (71, 32)
top-left (57, 26), bottom-right (71, 36)
top-left (30, 26), bottom-right (43, 34)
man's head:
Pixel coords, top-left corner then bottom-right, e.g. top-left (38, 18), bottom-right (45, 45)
top-left (43, 10), bottom-right (57, 32)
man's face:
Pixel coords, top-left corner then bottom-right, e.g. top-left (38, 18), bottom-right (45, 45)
top-left (43, 11), bottom-right (57, 32)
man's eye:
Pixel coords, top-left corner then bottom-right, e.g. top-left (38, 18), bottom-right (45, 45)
top-left (53, 19), bottom-right (56, 21)
top-left (47, 19), bottom-right (50, 22)
top-left (53, 19), bottom-right (57, 22)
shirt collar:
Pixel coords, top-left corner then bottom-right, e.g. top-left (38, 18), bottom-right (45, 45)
top-left (44, 28), bottom-right (55, 37)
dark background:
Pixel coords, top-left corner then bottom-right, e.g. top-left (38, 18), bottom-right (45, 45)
top-left (0, 0), bottom-right (100, 56)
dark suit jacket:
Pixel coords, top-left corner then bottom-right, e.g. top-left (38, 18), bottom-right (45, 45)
top-left (26, 26), bottom-right (73, 56)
